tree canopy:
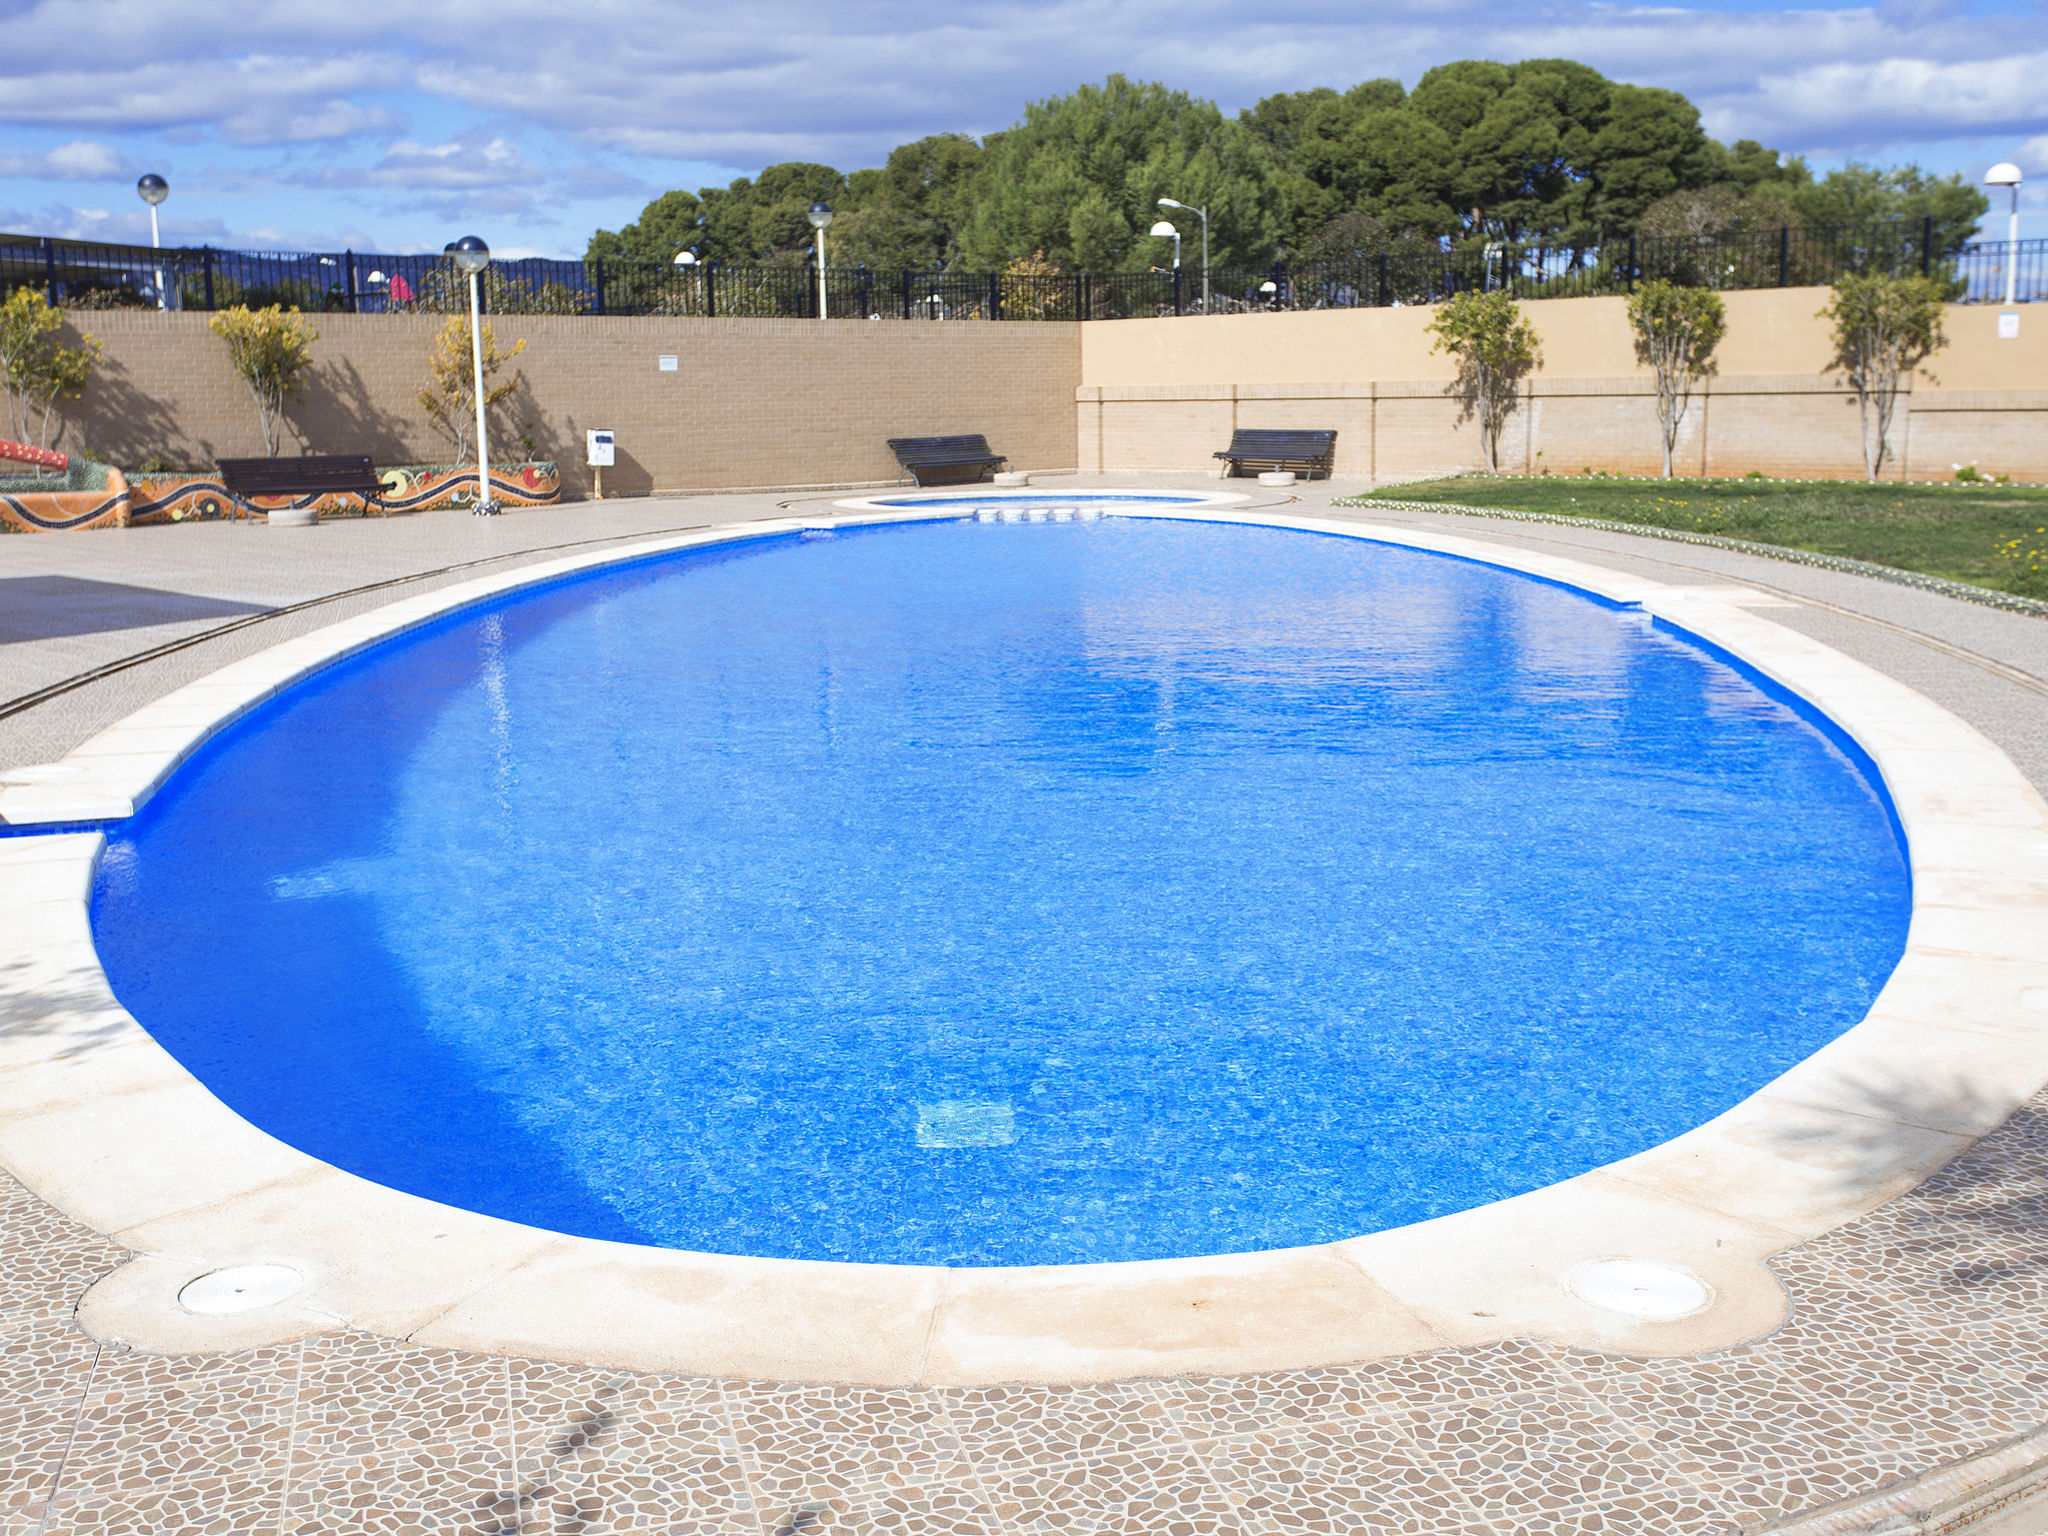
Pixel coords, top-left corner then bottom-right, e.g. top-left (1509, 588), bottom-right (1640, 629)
top-left (586, 63), bottom-right (1990, 272)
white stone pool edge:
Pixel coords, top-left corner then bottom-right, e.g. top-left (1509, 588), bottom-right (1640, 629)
top-left (1, 500), bottom-right (2045, 1388)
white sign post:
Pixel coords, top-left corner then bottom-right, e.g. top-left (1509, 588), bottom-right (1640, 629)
top-left (587, 429), bottom-right (615, 500)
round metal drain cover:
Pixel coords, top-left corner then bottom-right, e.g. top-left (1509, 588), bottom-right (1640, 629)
top-left (1563, 1259), bottom-right (1712, 1319)
top-left (178, 1264), bottom-right (303, 1315)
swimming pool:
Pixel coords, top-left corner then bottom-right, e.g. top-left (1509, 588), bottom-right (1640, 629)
top-left (90, 516), bottom-right (1911, 1268)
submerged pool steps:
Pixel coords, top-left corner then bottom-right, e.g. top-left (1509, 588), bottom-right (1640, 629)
top-left (971, 506), bottom-right (1105, 523)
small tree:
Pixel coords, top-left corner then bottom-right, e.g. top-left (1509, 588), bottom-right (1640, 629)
top-left (0, 290), bottom-right (101, 458)
top-left (209, 305), bottom-right (320, 457)
top-left (1628, 280), bottom-right (1726, 479)
top-left (1819, 273), bottom-right (1947, 482)
top-left (1427, 289), bottom-right (1538, 474)
top-left (1000, 251), bottom-right (1065, 319)
top-left (419, 316), bottom-right (526, 463)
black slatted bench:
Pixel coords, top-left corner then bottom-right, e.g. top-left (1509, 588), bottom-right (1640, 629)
top-left (888, 435), bottom-right (1008, 487)
top-left (1214, 429), bottom-right (1338, 479)
top-left (217, 455), bottom-right (387, 520)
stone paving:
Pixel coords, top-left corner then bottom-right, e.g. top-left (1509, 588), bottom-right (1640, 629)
top-left (6, 484), bottom-right (2048, 1534)
top-left (6, 1104), bottom-right (2048, 1534)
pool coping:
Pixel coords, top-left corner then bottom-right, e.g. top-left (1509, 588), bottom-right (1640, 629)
top-left (3, 499), bottom-right (2047, 1385)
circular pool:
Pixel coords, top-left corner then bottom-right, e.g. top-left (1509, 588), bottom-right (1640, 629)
top-left (91, 516), bottom-right (1910, 1267)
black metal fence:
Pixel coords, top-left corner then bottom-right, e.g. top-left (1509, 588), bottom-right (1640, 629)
top-left (5, 218), bottom-right (2043, 322)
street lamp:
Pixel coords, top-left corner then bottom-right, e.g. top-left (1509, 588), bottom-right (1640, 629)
top-left (1149, 219), bottom-right (1181, 272)
top-left (1158, 197), bottom-right (1209, 310)
top-left (137, 174), bottom-right (169, 310)
top-left (807, 201), bottom-right (833, 319)
top-left (1987, 161), bottom-right (2023, 306)
top-left (449, 235), bottom-right (497, 516)
top-left (673, 248), bottom-right (703, 315)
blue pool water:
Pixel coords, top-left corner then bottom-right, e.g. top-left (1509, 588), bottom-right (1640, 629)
top-left (92, 518), bottom-right (1911, 1266)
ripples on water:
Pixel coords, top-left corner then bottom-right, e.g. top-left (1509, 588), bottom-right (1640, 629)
top-left (96, 519), bottom-right (1910, 1265)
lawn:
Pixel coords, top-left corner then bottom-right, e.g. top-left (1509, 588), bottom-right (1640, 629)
top-left (1348, 476), bottom-right (2048, 598)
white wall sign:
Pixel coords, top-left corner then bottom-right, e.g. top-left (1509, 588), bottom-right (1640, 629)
top-left (658, 354), bottom-right (679, 371)
top-left (2000, 312), bottom-right (2020, 340)
top-left (586, 430), bottom-right (615, 467)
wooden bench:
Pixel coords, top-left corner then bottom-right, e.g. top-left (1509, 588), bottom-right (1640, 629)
top-left (1213, 429), bottom-right (1337, 479)
top-left (888, 435), bottom-right (1008, 487)
top-left (217, 455), bottom-right (387, 520)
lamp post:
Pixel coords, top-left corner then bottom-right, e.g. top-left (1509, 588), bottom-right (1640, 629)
top-left (1158, 197), bottom-right (1209, 310)
top-left (137, 174), bottom-right (169, 310)
top-left (806, 201), bottom-right (833, 319)
top-left (1987, 162), bottom-right (2024, 305)
top-left (1149, 220), bottom-right (1181, 272)
top-left (449, 235), bottom-right (497, 516)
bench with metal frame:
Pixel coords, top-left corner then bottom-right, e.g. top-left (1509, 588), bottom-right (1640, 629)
top-left (887, 435), bottom-right (1008, 487)
top-left (1213, 429), bottom-right (1338, 479)
top-left (216, 455), bottom-right (388, 520)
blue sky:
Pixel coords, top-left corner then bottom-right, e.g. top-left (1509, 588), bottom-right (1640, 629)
top-left (0, 0), bottom-right (2042, 259)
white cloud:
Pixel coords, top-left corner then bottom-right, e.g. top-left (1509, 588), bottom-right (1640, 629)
top-left (356, 135), bottom-right (540, 191)
top-left (0, 140), bottom-right (132, 180)
top-left (6, 0), bottom-right (2047, 171)
top-left (4, 0), bottom-right (2047, 254)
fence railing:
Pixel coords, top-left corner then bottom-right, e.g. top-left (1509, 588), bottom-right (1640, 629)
top-left (5, 219), bottom-right (2043, 321)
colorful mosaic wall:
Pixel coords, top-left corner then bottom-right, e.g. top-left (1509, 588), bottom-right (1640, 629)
top-left (0, 462), bottom-right (560, 532)
top-left (0, 464), bottom-right (129, 533)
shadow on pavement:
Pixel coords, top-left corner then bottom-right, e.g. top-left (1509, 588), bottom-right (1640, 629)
top-left (0, 577), bottom-right (271, 643)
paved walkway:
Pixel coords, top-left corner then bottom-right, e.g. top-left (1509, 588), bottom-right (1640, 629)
top-left (5, 480), bottom-right (2048, 1535)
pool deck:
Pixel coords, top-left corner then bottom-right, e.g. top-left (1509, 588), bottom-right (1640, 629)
top-left (6, 477), bottom-right (2048, 1534)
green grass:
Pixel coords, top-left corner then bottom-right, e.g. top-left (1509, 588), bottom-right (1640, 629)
top-left (1348, 476), bottom-right (2048, 599)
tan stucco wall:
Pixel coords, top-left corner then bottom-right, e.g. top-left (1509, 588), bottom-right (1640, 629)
top-left (1079, 289), bottom-right (2048, 389)
top-left (1076, 290), bottom-right (2048, 481)
top-left (55, 312), bottom-right (1082, 498)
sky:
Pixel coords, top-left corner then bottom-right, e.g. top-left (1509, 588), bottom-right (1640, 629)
top-left (0, 0), bottom-right (2042, 260)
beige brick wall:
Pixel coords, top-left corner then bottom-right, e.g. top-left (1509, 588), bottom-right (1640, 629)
top-left (1080, 289), bottom-right (2048, 482)
top-left (39, 294), bottom-right (2048, 494)
top-left (1078, 375), bottom-right (2048, 482)
top-left (51, 311), bottom-right (1081, 497)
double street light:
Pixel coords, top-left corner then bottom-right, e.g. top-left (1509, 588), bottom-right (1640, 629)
top-left (448, 235), bottom-right (498, 516)
top-left (1157, 197), bottom-right (1209, 310)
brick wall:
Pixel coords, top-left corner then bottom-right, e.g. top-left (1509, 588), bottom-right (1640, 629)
top-left (51, 311), bottom-right (1082, 497)
top-left (1079, 291), bottom-right (2048, 482)
top-left (42, 294), bottom-right (2048, 493)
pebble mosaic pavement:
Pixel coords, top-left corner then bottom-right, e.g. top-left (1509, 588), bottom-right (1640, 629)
top-left (6, 1099), bottom-right (2048, 1534)
top-left (9, 487), bottom-right (2048, 1534)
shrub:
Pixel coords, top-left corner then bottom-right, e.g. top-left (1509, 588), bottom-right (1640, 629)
top-left (0, 289), bottom-right (101, 454)
top-left (1627, 280), bottom-right (1726, 479)
top-left (418, 316), bottom-right (526, 463)
top-left (1427, 290), bottom-right (1538, 474)
top-left (1819, 273), bottom-right (1947, 483)
top-left (209, 306), bottom-right (320, 458)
